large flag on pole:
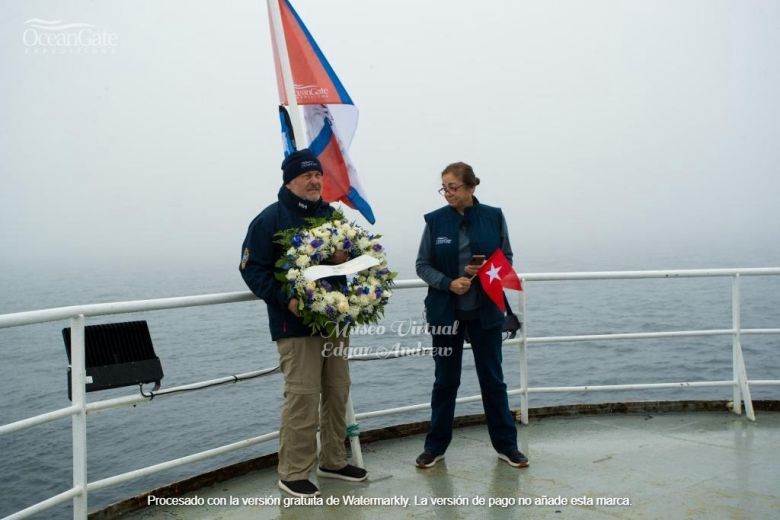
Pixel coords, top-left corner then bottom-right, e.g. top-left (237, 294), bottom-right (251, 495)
top-left (268, 0), bottom-right (375, 224)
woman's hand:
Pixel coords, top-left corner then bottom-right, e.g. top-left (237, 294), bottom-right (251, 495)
top-left (464, 260), bottom-right (485, 277)
top-left (449, 277), bottom-right (472, 295)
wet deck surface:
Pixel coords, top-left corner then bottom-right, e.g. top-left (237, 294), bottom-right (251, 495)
top-left (121, 411), bottom-right (780, 519)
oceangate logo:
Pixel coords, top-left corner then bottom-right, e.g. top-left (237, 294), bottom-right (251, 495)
top-left (22, 19), bottom-right (119, 55)
top-left (435, 236), bottom-right (452, 245)
top-left (294, 83), bottom-right (330, 101)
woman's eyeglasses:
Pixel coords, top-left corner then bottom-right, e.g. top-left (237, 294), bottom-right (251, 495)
top-left (438, 183), bottom-right (464, 195)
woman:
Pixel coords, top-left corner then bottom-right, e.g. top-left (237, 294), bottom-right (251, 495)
top-left (415, 161), bottom-right (529, 469)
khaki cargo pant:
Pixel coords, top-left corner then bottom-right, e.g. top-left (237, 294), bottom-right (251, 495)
top-left (276, 335), bottom-right (350, 481)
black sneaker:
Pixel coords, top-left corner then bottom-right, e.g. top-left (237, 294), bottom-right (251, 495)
top-left (316, 464), bottom-right (368, 482)
top-left (498, 449), bottom-right (529, 468)
top-left (415, 452), bottom-right (444, 468)
top-left (278, 479), bottom-right (320, 497)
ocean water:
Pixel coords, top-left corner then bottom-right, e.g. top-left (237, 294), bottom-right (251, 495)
top-left (1, 255), bottom-right (779, 518)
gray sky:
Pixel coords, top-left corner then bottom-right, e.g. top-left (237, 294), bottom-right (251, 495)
top-left (2, 0), bottom-right (779, 285)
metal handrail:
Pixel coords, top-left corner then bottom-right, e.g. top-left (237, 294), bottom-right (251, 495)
top-left (3, 267), bottom-right (779, 330)
top-left (1, 267), bottom-right (779, 520)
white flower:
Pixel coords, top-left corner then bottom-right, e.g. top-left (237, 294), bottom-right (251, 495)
top-left (295, 256), bottom-right (310, 268)
top-left (286, 269), bottom-right (300, 281)
top-left (346, 229), bottom-right (357, 240)
top-left (337, 301), bottom-right (349, 314)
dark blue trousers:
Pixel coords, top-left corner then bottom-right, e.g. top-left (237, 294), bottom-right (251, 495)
top-left (424, 317), bottom-right (518, 455)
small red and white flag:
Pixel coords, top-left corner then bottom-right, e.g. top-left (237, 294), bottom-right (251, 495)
top-left (477, 249), bottom-right (523, 312)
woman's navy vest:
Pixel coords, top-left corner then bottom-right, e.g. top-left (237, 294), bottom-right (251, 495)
top-left (423, 200), bottom-right (506, 328)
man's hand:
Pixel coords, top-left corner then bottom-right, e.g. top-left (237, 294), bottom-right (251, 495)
top-left (328, 250), bottom-right (348, 265)
top-left (449, 277), bottom-right (472, 295)
top-left (288, 297), bottom-right (300, 317)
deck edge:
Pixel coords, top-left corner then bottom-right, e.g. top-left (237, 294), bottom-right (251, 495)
top-left (93, 399), bottom-right (779, 519)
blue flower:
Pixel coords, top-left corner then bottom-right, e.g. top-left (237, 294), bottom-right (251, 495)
top-left (326, 305), bottom-right (336, 316)
top-left (372, 243), bottom-right (383, 252)
top-left (343, 239), bottom-right (352, 250)
top-left (375, 287), bottom-right (383, 297)
top-left (292, 234), bottom-right (303, 247)
top-left (311, 238), bottom-right (323, 248)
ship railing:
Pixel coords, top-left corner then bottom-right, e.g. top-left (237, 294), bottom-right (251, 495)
top-left (1, 267), bottom-right (779, 520)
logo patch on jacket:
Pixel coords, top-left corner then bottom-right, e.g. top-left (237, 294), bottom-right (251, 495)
top-left (241, 248), bottom-right (250, 269)
top-left (435, 236), bottom-right (452, 245)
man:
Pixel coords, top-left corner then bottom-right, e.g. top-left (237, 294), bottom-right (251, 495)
top-left (240, 149), bottom-right (367, 498)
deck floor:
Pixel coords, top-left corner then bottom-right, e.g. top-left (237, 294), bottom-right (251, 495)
top-left (121, 411), bottom-right (780, 519)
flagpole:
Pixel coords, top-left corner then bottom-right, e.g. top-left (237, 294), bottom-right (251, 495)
top-left (267, 0), bottom-right (307, 149)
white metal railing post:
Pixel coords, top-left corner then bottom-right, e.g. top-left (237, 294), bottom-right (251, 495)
top-left (731, 274), bottom-right (756, 420)
top-left (519, 281), bottom-right (529, 425)
top-left (731, 275), bottom-right (742, 414)
top-left (70, 314), bottom-right (88, 519)
top-left (345, 392), bottom-right (364, 467)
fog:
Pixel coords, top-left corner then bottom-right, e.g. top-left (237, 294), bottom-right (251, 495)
top-left (2, 0), bottom-right (779, 290)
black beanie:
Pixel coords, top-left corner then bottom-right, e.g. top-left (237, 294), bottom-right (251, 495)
top-left (281, 149), bottom-right (323, 184)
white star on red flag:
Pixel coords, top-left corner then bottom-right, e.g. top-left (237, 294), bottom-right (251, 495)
top-left (486, 263), bottom-right (502, 283)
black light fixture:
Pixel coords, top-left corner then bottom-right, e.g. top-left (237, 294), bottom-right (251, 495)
top-left (62, 320), bottom-right (164, 400)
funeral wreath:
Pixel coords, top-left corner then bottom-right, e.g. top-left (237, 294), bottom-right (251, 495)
top-left (275, 210), bottom-right (396, 336)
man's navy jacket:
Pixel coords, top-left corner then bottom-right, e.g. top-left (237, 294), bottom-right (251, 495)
top-left (240, 187), bottom-right (335, 340)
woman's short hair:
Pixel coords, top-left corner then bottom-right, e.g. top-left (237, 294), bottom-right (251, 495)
top-left (441, 161), bottom-right (480, 188)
